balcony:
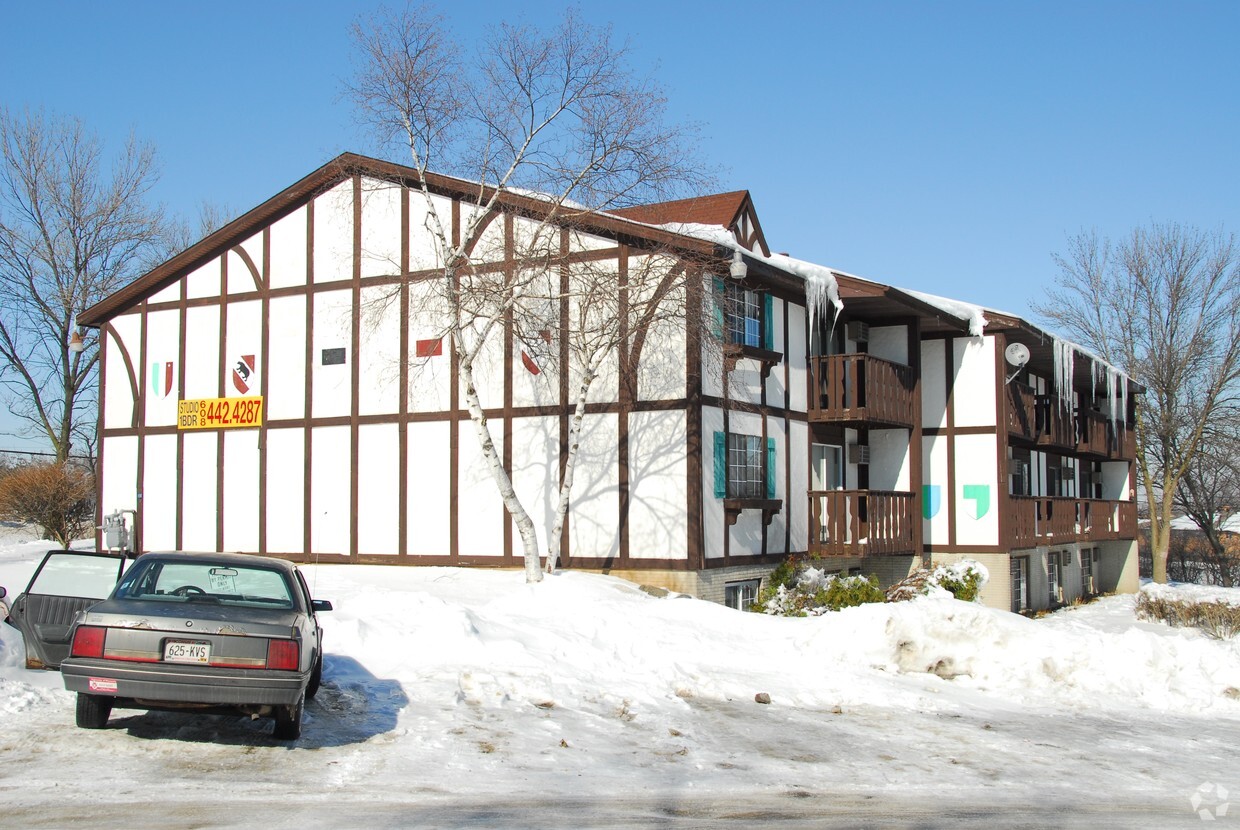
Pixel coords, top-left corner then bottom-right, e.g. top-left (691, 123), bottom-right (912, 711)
top-left (809, 354), bottom-right (916, 428)
top-left (1035, 397), bottom-right (1076, 450)
top-left (1009, 497), bottom-right (1138, 549)
top-left (1010, 386), bottom-right (1136, 461)
top-left (1007, 382), bottom-right (1037, 440)
top-left (808, 489), bottom-right (918, 557)
top-left (1077, 410), bottom-right (1109, 456)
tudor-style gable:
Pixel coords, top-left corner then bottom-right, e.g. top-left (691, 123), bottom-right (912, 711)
top-left (608, 191), bottom-right (771, 257)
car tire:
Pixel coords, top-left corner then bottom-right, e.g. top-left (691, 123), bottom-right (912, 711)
top-left (306, 655), bottom-right (322, 700)
top-left (76, 693), bottom-right (112, 729)
top-left (273, 692), bottom-right (303, 741)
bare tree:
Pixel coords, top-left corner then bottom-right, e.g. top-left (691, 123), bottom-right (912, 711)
top-left (348, 4), bottom-right (708, 581)
top-left (0, 108), bottom-right (169, 463)
top-left (1174, 411), bottom-right (1240, 586)
top-left (1037, 224), bottom-right (1240, 583)
top-left (159, 200), bottom-right (236, 263)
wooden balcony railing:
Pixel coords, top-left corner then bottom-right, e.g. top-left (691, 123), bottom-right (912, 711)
top-left (1009, 496), bottom-right (1138, 549)
top-left (1036, 397), bottom-right (1076, 450)
top-left (1077, 410), bottom-right (1137, 460)
top-left (1010, 385), bottom-right (1136, 461)
top-left (808, 489), bottom-right (918, 557)
top-left (1077, 410), bottom-right (1109, 456)
top-left (809, 354), bottom-right (916, 428)
top-left (1007, 382), bottom-right (1037, 440)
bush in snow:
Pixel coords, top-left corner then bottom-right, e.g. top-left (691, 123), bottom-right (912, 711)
top-left (1135, 591), bottom-right (1240, 640)
top-left (0, 461), bottom-right (95, 546)
top-left (886, 560), bottom-right (989, 604)
top-left (754, 558), bottom-right (884, 616)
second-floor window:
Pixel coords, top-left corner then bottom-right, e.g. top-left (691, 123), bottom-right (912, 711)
top-left (726, 284), bottom-right (762, 347)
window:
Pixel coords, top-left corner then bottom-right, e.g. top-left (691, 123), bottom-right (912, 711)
top-left (724, 579), bottom-right (760, 611)
top-left (1081, 549), bottom-right (1094, 595)
top-left (713, 431), bottom-right (776, 500)
top-left (115, 560), bottom-right (295, 610)
top-left (1048, 552), bottom-right (1062, 604)
top-left (725, 284), bottom-right (762, 347)
top-left (1010, 557), bottom-right (1028, 612)
top-left (728, 433), bottom-right (765, 498)
top-left (1009, 450), bottom-right (1031, 496)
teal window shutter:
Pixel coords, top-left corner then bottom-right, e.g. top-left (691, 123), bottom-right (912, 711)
top-left (714, 431), bottom-right (727, 498)
top-left (762, 293), bottom-right (774, 351)
top-left (711, 277), bottom-right (726, 340)
top-left (766, 437), bottom-right (776, 499)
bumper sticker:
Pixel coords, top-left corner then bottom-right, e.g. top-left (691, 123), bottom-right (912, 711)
top-left (88, 678), bottom-right (118, 693)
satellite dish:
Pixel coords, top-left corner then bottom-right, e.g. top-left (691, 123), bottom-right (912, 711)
top-left (1004, 342), bottom-right (1031, 368)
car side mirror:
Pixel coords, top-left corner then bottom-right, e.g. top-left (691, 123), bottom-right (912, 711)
top-left (312, 599), bottom-right (333, 612)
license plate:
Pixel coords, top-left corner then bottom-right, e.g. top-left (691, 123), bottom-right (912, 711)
top-left (164, 640), bottom-right (210, 664)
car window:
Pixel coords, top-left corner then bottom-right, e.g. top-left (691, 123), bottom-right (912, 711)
top-left (28, 553), bottom-right (125, 600)
top-left (116, 560), bottom-right (295, 609)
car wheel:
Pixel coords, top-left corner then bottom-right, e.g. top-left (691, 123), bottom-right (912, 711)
top-left (306, 655), bottom-right (322, 700)
top-left (273, 692), bottom-right (303, 741)
top-left (76, 693), bottom-right (112, 729)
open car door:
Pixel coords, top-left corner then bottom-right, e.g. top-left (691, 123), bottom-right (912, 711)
top-left (5, 551), bottom-right (130, 669)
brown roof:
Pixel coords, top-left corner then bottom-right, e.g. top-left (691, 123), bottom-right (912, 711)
top-left (608, 191), bottom-right (751, 229)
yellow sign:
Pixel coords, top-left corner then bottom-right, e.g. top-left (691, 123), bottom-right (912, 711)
top-left (178, 397), bottom-right (264, 430)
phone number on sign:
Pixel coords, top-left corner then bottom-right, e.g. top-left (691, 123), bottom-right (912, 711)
top-left (178, 397), bottom-right (264, 430)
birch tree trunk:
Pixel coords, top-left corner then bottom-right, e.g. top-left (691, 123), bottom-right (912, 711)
top-left (457, 347), bottom-right (543, 582)
top-left (545, 367), bottom-right (596, 573)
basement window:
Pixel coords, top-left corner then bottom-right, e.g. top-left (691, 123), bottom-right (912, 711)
top-left (724, 579), bottom-right (760, 611)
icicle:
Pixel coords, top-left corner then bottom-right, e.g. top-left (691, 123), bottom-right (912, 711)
top-left (1052, 338), bottom-right (1075, 412)
top-left (1108, 364), bottom-right (1127, 429)
top-left (805, 271), bottom-right (843, 355)
top-left (1084, 353), bottom-right (1128, 430)
top-left (1091, 360), bottom-right (1105, 409)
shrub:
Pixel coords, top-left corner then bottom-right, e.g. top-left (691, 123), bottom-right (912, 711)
top-left (757, 559), bottom-right (885, 617)
top-left (886, 560), bottom-right (989, 603)
top-left (1134, 592), bottom-right (1240, 640)
top-left (0, 461), bottom-right (95, 546)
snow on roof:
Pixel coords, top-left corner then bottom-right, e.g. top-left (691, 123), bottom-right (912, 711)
top-left (898, 287), bottom-right (989, 338)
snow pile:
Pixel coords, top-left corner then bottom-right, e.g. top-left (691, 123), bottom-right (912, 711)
top-left (3, 538), bottom-right (1240, 821)
top-left (1142, 581), bottom-right (1240, 608)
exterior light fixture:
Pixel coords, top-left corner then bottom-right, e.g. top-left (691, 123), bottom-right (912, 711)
top-left (729, 250), bottom-right (748, 280)
top-left (68, 329), bottom-right (84, 354)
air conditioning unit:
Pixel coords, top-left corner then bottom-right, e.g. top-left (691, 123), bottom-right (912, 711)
top-left (1009, 459), bottom-right (1029, 477)
top-left (846, 321), bottom-right (870, 343)
top-left (848, 443), bottom-right (870, 465)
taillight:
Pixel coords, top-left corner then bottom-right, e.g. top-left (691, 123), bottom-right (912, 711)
top-left (71, 626), bottom-right (106, 659)
top-left (266, 639), bottom-right (299, 671)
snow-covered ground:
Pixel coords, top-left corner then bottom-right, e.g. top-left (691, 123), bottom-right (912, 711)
top-left (1, 528), bottom-right (1237, 828)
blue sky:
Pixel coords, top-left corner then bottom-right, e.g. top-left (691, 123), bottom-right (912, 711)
top-left (1, 2), bottom-right (1236, 323)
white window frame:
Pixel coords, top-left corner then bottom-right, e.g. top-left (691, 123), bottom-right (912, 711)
top-left (724, 579), bottom-right (761, 611)
top-left (725, 284), bottom-right (762, 348)
top-left (1048, 552), bottom-right (1062, 604)
top-left (1011, 557), bottom-right (1028, 613)
top-left (727, 432), bottom-right (765, 499)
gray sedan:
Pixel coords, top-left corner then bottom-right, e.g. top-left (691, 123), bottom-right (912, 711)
top-left (55, 551), bottom-right (331, 740)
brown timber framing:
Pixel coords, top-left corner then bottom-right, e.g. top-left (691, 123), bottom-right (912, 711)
top-left (81, 152), bottom-right (793, 570)
top-left (350, 174), bottom-right (362, 563)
